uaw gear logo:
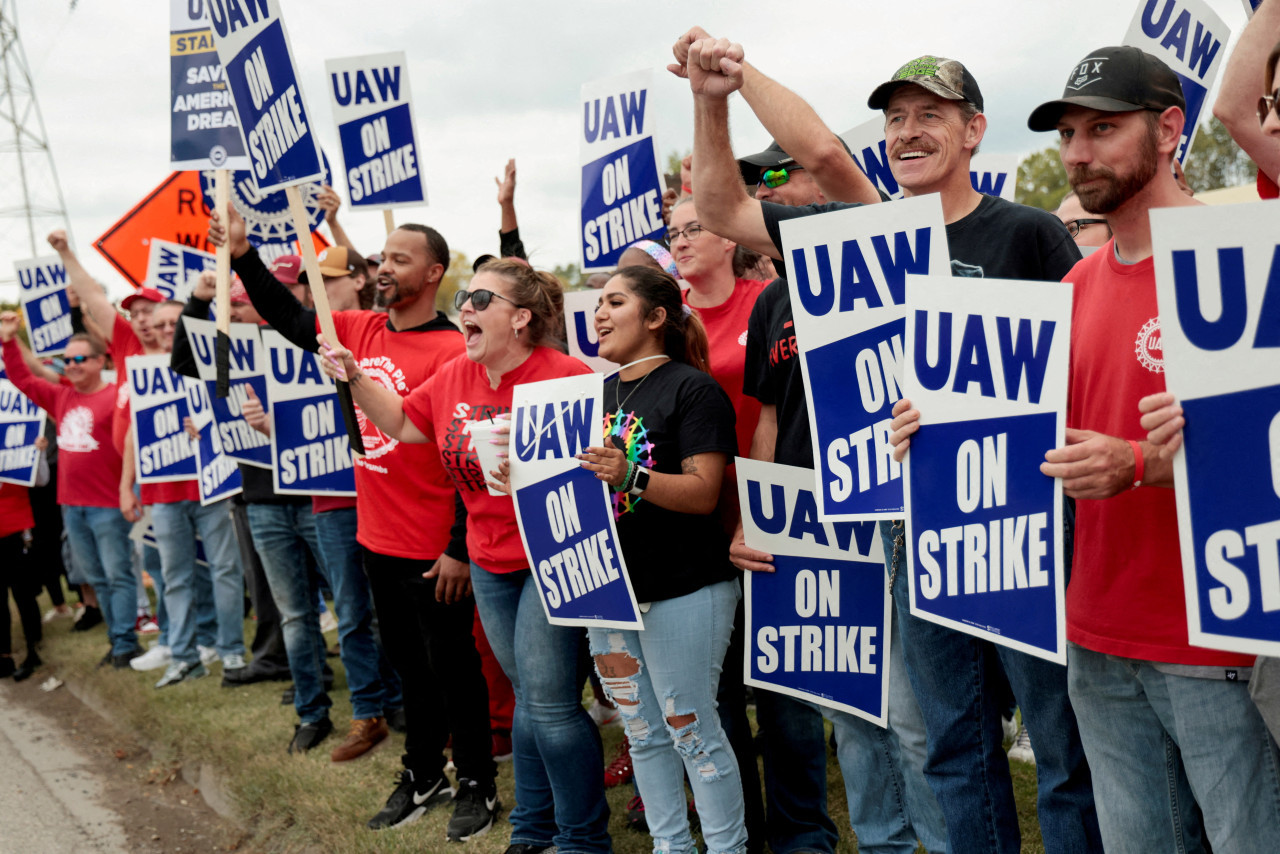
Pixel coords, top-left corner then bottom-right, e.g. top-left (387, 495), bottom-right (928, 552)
top-left (59, 406), bottom-right (99, 453)
top-left (352, 360), bottom-right (400, 461)
top-left (1134, 316), bottom-right (1164, 374)
top-left (1068, 57), bottom-right (1108, 91)
top-left (200, 149), bottom-right (332, 263)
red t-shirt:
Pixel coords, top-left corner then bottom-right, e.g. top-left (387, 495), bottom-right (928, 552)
top-left (403, 347), bottom-right (593, 573)
top-left (0, 482), bottom-right (33, 538)
top-left (331, 310), bottom-right (465, 560)
top-left (312, 495), bottom-right (357, 514)
top-left (109, 314), bottom-right (145, 456)
top-left (1064, 244), bottom-right (1252, 667)
top-left (684, 279), bottom-right (766, 457)
top-left (3, 338), bottom-right (121, 508)
top-left (1259, 170), bottom-right (1279, 200)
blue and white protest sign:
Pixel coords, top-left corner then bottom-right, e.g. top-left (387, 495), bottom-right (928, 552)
top-left (205, 0), bottom-right (324, 193)
top-left (199, 152), bottom-right (331, 264)
top-left (129, 355), bottom-right (198, 485)
top-left (563, 289), bottom-right (612, 374)
top-left (1242, 0), bottom-right (1263, 17)
top-left (1124, 0), bottom-right (1231, 162)
top-left (262, 330), bottom-right (355, 496)
top-left (181, 317), bottom-right (272, 468)
top-left (580, 69), bottom-right (665, 272)
top-left (842, 119), bottom-right (1016, 203)
top-left (16, 255), bottom-right (72, 358)
top-left (145, 240), bottom-right (215, 303)
top-left (0, 378), bottom-right (45, 487)
top-left (511, 373), bottom-right (642, 629)
top-left (326, 51), bottom-right (425, 209)
top-left (1152, 202), bottom-right (1280, 656)
top-left (170, 0), bottom-right (250, 170)
top-left (737, 457), bottom-right (890, 724)
top-left (186, 380), bottom-right (242, 504)
top-left (778, 194), bottom-right (950, 520)
top-left (902, 274), bottom-right (1071, 663)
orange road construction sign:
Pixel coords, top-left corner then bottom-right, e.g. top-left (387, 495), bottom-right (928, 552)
top-left (94, 171), bottom-right (328, 289)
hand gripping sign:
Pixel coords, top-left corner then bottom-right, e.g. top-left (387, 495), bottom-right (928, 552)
top-left (181, 317), bottom-right (273, 468)
top-left (778, 194), bottom-right (950, 520)
top-left (511, 373), bottom-right (642, 629)
top-left (16, 256), bottom-right (72, 358)
top-left (326, 51), bottom-right (426, 210)
top-left (185, 379), bottom-right (243, 504)
top-left (170, 0), bottom-right (250, 170)
top-left (841, 118), bottom-right (1016, 203)
top-left (580, 69), bottom-right (665, 272)
top-left (1152, 202), bottom-right (1280, 656)
top-left (902, 274), bottom-right (1072, 664)
top-left (1123, 0), bottom-right (1231, 163)
top-left (262, 329), bottom-right (356, 496)
top-left (129, 355), bottom-right (198, 485)
top-left (563, 289), bottom-right (613, 375)
top-left (144, 240), bottom-right (215, 303)
top-left (0, 377), bottom-right (46, 487)
top-left (736, 457), bottom-right (891, 725)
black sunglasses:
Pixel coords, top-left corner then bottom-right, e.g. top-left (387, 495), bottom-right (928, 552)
top-left (66, 354), bottom-right (98, 364)
top-left (454, 288), bottom-right (523, 312)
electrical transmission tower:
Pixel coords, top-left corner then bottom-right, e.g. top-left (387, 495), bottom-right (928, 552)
top-left (0, 0), bottom-right (70, 296)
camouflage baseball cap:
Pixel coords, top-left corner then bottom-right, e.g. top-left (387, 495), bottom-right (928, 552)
top-left (867, 55), bottom-right (984, 112)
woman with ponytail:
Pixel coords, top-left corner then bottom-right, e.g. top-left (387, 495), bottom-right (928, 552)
top-left (577, 266), bottom-right (747, 854)
top-left (320, 258), bottom-right (610, 853)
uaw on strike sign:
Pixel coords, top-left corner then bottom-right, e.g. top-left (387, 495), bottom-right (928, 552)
top-left (1152, 202), bottom-right (1280, 657)
top-left (580, 70), bottom-right (665, 272)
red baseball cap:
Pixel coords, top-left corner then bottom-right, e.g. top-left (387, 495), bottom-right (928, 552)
top-left (270, 254), bottom-right (302, 285)
top-left (121, 287), bottom-right (165, 310)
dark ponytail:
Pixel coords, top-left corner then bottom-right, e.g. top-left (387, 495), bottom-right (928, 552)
top-left (612, 266), bottom-right (710, 374)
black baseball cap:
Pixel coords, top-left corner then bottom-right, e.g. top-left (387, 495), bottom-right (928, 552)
top-left (736, 137), bottom-right (858, 186)
top-left (1028, 46), bottom-right (1185, 131)
top-left (867, 55), bottom-right (984, 112)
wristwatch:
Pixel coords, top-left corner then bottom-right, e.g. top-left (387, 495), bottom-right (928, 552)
top-left (628, 466), bottom-right (650, 496)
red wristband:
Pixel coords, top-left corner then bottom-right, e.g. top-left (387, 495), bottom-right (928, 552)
top-left (1127, 439), bottom-right (1144, 488)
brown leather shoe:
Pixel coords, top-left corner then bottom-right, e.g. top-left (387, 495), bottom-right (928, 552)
top-left (330, 717), bottom-right (389, 763)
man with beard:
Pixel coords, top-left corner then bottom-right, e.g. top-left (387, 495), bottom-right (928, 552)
top-left (207, 209), bottom-right (498, 837)
top-left (1020, 46), bottom-right (1280, 852)
top-left (675, 33), bottom-right (1098, 854)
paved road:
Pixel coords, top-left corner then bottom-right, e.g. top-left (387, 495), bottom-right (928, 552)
top-left (0, 683), bottom-right (129, 854)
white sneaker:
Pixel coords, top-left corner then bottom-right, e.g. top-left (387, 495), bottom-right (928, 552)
top-left (318, 609), bottom-right (338, 634)
top-left (198, 645), bottom-right (219, 666)
top-left (587, 699), bottom-right (621, 728)
top-left (130, 645), bottom-right (172, 672)
top-left (42, 606), bottom-right (73, 623)
top-left (1008, 725), bottom-right (1035, 765)
top-left (221, 652), bottom-right (246, 670)
top-left (1001, 714), bottom-right (1018, 744)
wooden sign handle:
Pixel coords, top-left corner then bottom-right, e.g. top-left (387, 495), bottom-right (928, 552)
top-left (214, 169), bottom-right (231, 397)
top-left (383, 209), bottom-right (395, 236)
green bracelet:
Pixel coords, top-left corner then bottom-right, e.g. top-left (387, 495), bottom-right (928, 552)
top-left (613, 460), bottom-right (634, 493)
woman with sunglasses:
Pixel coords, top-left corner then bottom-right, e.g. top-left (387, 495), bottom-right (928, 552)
top-left (576, 266), bottom-right (746, 854)
top-left (320, 259), bottom-right (611, 854)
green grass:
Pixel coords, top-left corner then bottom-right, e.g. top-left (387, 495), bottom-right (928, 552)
top-left (12, 591), bottom-right (1042, 853)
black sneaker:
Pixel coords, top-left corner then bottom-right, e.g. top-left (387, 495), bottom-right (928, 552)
top-left (446, 777), bottom-right (500, 842)
top-left (287, 718), bottom-right (334, 754)
top-left (72, 606), bottom-right (102, 632)
top-left (367, 769), bottom-right (454, 830)
top-left (112, 648), bottom-right (144, 669)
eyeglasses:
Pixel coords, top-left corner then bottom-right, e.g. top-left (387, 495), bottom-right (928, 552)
top-left (759, 165), bottom-right (805, 189)
top-left (66, 354), bottom-right (98, 364)
top-left (152, 320), bottom-right (179, 330)
top-left (1258, 90), bottom-right (1279, 127)
top-left (454, 288), bottom-right (523, 311)
top-left (664, 224), bottom-right (705, 243)
top-left (1065, 218), bottom-right (1108, 238)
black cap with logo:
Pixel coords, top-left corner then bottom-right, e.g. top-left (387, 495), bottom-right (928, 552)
top-left (1028, 45), bottom-right (1185, 132)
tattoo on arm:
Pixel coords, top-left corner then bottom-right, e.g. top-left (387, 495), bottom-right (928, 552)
top-left (681, 457), bottom-right (699, 475)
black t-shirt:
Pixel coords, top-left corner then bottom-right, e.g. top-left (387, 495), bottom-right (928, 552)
top-left (753, 194), bottom-right (1081, 464)
top-left (603, 360), bottom-right (738, 603)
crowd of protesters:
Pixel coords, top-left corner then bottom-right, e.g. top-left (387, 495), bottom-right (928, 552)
top-left (4, 8), bottom-right (1280, 853)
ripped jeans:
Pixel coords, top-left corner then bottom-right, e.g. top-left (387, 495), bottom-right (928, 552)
top-left (589, 579), bottom-right (747, 854)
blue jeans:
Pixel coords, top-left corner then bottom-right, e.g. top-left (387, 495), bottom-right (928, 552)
top-left (139, 542), bottom-right (168, 646)
top-left (590, 580), bottom-right (746, 854)
top-left (1068, 644), bottom-right (1280, 853)
top-left (881, 521), bottom-right (1099, 854)
top-left (151, 500), bottom-right (245, 664)
top-left (62, 505), bottom-right (138, 656)
top-left (246, 502), bottom-right (329, 725)
top-left (471, 565), bottom-right (611, 854)
top-left (755, 690), bottom-right (838, 854)
top-left (313, 507), bottom-right (397, 719)
top-left (825, 606), bottom-right (947, 854)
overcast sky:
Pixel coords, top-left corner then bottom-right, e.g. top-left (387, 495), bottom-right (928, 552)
top-left (0, 0), bottom-right (1253, 302)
